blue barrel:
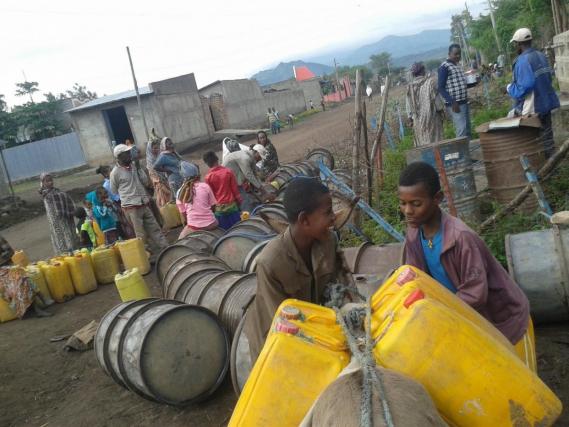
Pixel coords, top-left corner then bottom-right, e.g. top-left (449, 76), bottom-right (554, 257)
top-left (406, 137), bottom-right (479, 223)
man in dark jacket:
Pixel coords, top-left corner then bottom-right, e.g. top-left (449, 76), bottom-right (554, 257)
top-left (507, 27), bottom-right (560, 158)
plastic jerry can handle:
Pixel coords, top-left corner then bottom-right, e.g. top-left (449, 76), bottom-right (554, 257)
top-left (403, 289), bottom-right (425, 309)
top-left (396, 267), bottom-right (417, 286)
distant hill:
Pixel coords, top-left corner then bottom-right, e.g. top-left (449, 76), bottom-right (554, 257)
top-left (340, 29), bottom-right (451, 66)
top-left (251, 60), bottom-right (333, 86)
top-left (392, 47), bottom-right (448, 68)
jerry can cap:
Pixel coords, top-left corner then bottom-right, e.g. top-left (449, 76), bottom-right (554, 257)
top-left (396, 267), bottom-right (417, 286)
top-left (280, 305), bottom-right (301, 320)
top-left (403, 289), bottom-right (425, 308)
top-left (275, 319), bottom-right (300, 335)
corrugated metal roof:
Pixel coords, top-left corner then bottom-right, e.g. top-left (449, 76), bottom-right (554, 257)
top-left (65, 86), bottom-right (153, 113)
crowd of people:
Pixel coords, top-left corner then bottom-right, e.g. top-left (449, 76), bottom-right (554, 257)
top-left (406, 27), bottom-right (559, 160)
top-left (35, 129), bottom-right (282, 260)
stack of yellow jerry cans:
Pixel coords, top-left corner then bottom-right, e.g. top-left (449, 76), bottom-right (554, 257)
top-left (230, 266), bottom-right (562, 426)
top-left (229, 300), bottom-right (350, 427)
top-left (370, 265), bottom-right (561, 426)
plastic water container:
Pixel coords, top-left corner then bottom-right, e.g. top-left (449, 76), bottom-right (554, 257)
top-left (41, 261), bottom-right (75, 303)
top-left (0, 297), bottom-right (17, 323)
top-left (64, 253), bottom-right (97, 295)
top-left (371, 270), bottom-right (562, 426)
top-left (114, 268), bottom-right (152, 302)
top-left (229, 299), bottom-right (350, 427)
top-left (115, 238), bottom-right (150, 275)
top-left (91, 246), bottom-right (121, 285)
top-left (371, 265), bottom-right (513, 349)
top-left (11, 250), bottom-right (30, 267)
top-left (160, 202), bottom-right (182, 230)
top-left (25, 265), bottom-right (54, 305)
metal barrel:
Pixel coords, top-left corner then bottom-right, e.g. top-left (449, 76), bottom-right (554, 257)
top-left (305, 148), bottom-right (335, 170)
top-left (243, 240), bottom-right (271, 273)
top-left (213, 232), bottom-right (275, 270)
top-left (183, 270), bottom-right (257, 337)
top-left (230, 313), bottom-right (253, 396)
top-left (178, 234), bottom-right (215, 252)
top-left (95, 299), bottom-right (229, 405)
top-left (406, 137), bottom-right (479, 222)
top-left (505, 227), bottom-right (569, 324)
top-left (478, 123), bottom-right (544, 212)
top-left (228, 218), bottom-right (274, 235)
top-left (162, 255), bottom-right (228, 299)
top-left (342, 242), bottom-right (403, 276)
top-left (154, 245), bottom-right (209, 287)
top-left (180, 229), bottom-right (224, 247)
top-left (255, 206), bottom-right (288, 223)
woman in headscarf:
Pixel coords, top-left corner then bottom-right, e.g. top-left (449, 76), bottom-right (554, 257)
top-left (153, 137), bottom-right (184, 199)
top-left (405, 62), bottom-right (444, 146)
top-left (176, 161), bottom-right (218, 239)
top-left (145, 138), bottom-right (172, 208)
top-left (96, 165), bottom-right (135, 239)
top-left (256, 130), bottom-right (279, 179)
top-left (39, 173), bottom-right (78, 254)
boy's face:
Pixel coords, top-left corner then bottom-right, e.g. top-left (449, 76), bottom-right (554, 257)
top-left (398, 183), bottom-right (442, 228)
top-left (97, 189), bottom-right (107, 202)
top-left (299, 193), bottom-right (336, 241)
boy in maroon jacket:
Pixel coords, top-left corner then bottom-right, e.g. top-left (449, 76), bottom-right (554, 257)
top-left (398, 161), bottom-right (535, 370)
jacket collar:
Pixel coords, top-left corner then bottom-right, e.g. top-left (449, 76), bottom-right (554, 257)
top-left (406, 210), bottom-right (457, 254)
top-left (282, 226), bottom-right (328, 277)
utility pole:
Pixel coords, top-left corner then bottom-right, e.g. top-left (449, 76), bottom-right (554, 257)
top-left (352, 69), bottom-right (362, 226)
top-left (126, 46), bottom-right (150, 141)
top-left (487, 0), bottom-right (503, 56)
top-left (333, 58), bottom-right (341, 97)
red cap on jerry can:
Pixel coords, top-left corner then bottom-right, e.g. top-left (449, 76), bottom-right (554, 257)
top-left (403, 289), bottom-right (425, 308)
top-left (275, 319), bottom-right (300, 335)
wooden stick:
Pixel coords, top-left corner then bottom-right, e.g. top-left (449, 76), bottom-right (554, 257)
top-left (479, 138), bottom-right (569, 233)
top-left (371, 75), bottom-right (391, 202)
top-left (352, 69), bottom-right (362, 226)
top-left (361, 100), bottom-right (373, 204)
top-left (434, 146), bottom-right (458, 217)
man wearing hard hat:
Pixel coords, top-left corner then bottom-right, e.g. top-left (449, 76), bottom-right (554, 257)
top-left (507, 28), bottom-right (560, 158)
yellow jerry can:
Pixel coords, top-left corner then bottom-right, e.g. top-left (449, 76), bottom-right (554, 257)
top-left (229, 299), bottom-right (350, 427)
top-left (25, 265), bottom-right (54, 305)
top-left (41, 261), bottom-right (75, 303)
top-left (372, 288), bottom-right (562, 426)
top-left (0, 295), bottom-right (17, 323)
top-left (160, 202), bottom-right (182, 230)
top-left (115, 238), bottom-right (150, 275)
top-left (64, 253), bottom-right (97, 295)
top-left (91, 246), bottom-right (121, 285)
top-left (371, 265), bottom-right (513, 349)
top-left (11, 250), bottom-right (30, 267)
top-left (114, 268), bottom-right (151, 302)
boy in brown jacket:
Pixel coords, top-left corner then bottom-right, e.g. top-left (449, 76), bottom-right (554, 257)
top-left (398, 162), bottom-right (535, 370)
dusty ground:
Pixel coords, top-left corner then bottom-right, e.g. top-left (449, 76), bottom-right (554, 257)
top-left (1, 97), bottom-right (569, 426)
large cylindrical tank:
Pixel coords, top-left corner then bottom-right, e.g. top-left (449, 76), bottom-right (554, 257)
top-left (94, 299), bottom-right (229, 405)
top-left (506, 226), bottom-right (569, 323)
top-left (406, 137), bottom-right (479, 222)
top-left (477, 118), bottom-right (545, 212)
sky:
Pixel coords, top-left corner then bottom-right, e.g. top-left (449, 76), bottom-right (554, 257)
top-left (1, 0), bottom-right (486, 108)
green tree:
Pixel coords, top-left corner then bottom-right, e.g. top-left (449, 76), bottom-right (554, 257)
top-left (12, 99), bottom-right (66, 141)
top-left (65, 83), bottom-right (97, 102)
top-left (369, 52), bottom-right (392, 75)
top-left (15, 81), bottom-right (40, 104)
top-left (0, 94), bottom-right (7, 112)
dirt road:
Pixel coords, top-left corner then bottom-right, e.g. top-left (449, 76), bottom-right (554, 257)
top-left (2, 98), bottom-right (568, 426)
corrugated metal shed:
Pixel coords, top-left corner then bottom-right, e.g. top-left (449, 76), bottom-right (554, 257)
top-left (65, 86), bottom-right (153, 113)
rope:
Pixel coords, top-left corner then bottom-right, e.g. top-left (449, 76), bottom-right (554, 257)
top-left (334, 301), bottom-right (395, 427)
top-left (324, 283), bottom-right (366, 308)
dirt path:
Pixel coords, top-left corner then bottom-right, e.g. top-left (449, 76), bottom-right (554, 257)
top-left (2, 98), bottom-right (569, 426)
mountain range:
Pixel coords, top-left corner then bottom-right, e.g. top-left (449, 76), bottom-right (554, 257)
top-left (251, 29), bottom-right (451, 85)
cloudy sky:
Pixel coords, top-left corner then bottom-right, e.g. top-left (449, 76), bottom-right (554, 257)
top-left (1, 0), bottom-right (486, 108)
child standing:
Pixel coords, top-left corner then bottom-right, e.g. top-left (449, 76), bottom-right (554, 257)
top-left (92, 187), bottom-right (119, 245)
top-left (74, 207), bottom-right (97, 249)
top-left (176, 161), bottom-right (218, 240)
top-left (203, 151), bottom-right (242, 230)
top-left (398, 162), bottom-right (534, 370)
